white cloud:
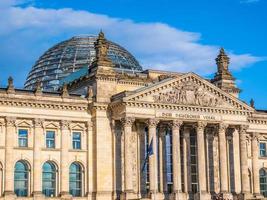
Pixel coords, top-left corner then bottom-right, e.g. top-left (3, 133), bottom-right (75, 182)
top-left (0, 1), bottom-right (264, 86)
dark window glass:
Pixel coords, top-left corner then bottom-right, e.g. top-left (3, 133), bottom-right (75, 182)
top-left (18, 129), bottom-right (28, 147)
top-left (42, 162), bottom-right (56, 197)
top-left (260, 169), bottom-right (267, 197)
top-left (260, 143), bottom-right (266, 157)
top-left (165, 130), bottom-right (173, 192)
top-left (14, 161), bottom-right (28, 197)
top-left (69, 163), bottom-right (82, 197)
top-left (46, 131), bottom-right (55, 148)
top-left (72, 132), bottom-right (81, 149)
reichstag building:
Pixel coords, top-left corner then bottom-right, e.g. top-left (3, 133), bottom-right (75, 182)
top-left (0, 32), bottom-right (267, 200)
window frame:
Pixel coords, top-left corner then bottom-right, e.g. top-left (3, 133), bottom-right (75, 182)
top-left (42, 162), bottom-right (57, 197)
top-left (14, 161), bottom-right (29, 197)
top-left (46, 130), bottom-right (56, 149)
top-left (260, 142), bottom-right (267, 157)
top-left (69, 162), bottom-right (83, 197)
top-left (72, 132), bottom-right (81, 150)
top-left (18, 129), bottom-right (28, 147)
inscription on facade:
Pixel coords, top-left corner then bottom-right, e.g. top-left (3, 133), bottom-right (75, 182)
top-left (157, 112), bottom-right (221, 121)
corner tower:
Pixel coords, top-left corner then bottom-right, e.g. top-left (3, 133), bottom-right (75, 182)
top-left (211, 48), bottom-right (240, 98)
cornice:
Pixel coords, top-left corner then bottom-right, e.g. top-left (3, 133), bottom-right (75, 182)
top-left (0, 97), bottom-right (89, 111)
top-left (124, 101), bottom-right (252, 116)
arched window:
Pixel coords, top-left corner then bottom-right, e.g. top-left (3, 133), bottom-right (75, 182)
top-left (42, 162), bottom-right (56, 197)
top-left (14, 161), bottom-right (29, 197)
top-left (69, 162), bottom-right (82, 197)
top-left (260, 168), bottom-right (267, 197)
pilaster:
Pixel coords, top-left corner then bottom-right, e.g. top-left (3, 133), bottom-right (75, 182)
top-left (33, 118), bottom-right (45, 198)
top-left (60, 120), bottom-right (71, 199)
top-left (4, 117), bottom-right (16, 198)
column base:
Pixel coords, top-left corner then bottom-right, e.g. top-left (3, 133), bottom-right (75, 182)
top-left (150, 192), bottom-right (165, 200)
top-left (59, 191), bottom-right (72, 199)
top-left (237, 192), bottom-right (262, 200)
top-left (194, 191), bottom-right (211, 200)
top-left (120, 190), bottom-right (138, 200)
top-left (170, 192), bottom-right (187, 200)
top-left (95, 191), bottom-right (113, 200)
top-left (3, 191), bottom-right (16, 200)
top-left (33, 191), bottom-right (45, 200)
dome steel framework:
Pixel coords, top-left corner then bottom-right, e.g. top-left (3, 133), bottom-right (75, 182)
top-left (24, 35), bottom-right (142, 91)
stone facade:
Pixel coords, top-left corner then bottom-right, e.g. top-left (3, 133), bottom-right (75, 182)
top-left (0, 32), bottom-right (267, 200)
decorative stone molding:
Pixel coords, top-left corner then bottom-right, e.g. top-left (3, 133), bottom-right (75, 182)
top-left (194, 121), bottom-right (207, 132)
top-left (218, 123), bottom-right (229, 133)
top-left (154, 82), bottom-right (221, 107)
top-left (34, 118), bottom-right (44, 128)
top-left (239, 125), bottom-right (249, 135)
top-left (170, 120), bottom-right (183, 130)
top-left (61, 120), bottom-right (71, 130)
top-left (145, 118), bottom-right (159, 128)
top-left (120, 117), bottom-right (135, 128)
top-left (5, 117), bottom-right (16, 127)
top-left (252, 132), bottom-right (260, 142)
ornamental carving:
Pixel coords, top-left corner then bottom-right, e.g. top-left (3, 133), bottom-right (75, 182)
top-left (194, 121), bottom-right (207, 132)
top-left (218, 123), bottom-right (229, 132)
top-left (121, 117), bottom-right (135, 127)
top-left (61, 120), bottom-right (70, 130)
top-left (34, 118), bottom-right (44, 128)
top-left (153, 82), bottom-right (221, 107)
top-left (146, 118), bottom-right (159, 128)
top-left (171, 120), bottom-right (183, 130)
top-left (5, 117), bottom-right (16, 126)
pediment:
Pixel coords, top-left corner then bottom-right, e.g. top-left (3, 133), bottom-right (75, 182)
top-left (16, 120), bottom-right (33, 128)
top-left (123, 72), bottom-right (253, 111)
top-left (44, 122), bottom-right (59, 129)
top-left (71, 123), bottom-right (85, 131)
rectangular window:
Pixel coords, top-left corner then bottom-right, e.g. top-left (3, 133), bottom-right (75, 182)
top-left (72, 132), bottom-right (81, 149)
top-left (18, 129), bottom-right (28, 147)
top-left (46, 131), bottom-right (55, 148)
top-left (260, 143), bottom-right (266, 157)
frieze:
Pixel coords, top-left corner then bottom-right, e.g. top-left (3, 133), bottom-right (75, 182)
top-left (156, 111), bottom-right (221, 121)
top-left (154, 82), bottom-right (221, 107)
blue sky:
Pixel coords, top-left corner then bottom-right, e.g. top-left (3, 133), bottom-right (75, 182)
top-left (0, 0), bottom-right (266, 109)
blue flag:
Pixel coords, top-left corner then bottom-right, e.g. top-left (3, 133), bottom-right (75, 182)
top-left (141, 138), bottom-right (153, 172)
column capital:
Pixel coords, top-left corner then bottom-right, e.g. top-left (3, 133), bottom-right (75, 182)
top-left (145, 118), bottom-right (159, 128)
top-left (170, 120), bottom-right (183, 130)
top-left (252, 132), bottom-right (260, 141)
top-left (5, 117), bottom-right (16, 127)
top-left (121, 117), bottom-right (135, 127)
top-left (194, 121), bottom-right (207, 132)
top-left (218, 123), bottom-right (229, 132)
top-left (239, 124), bottom-right (249, 134)
top-left (34, 118), bottom-right (44, 128)
top-left (60, 120), bottom-right (71, 130)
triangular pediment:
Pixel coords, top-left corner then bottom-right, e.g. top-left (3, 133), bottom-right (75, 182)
top-left (123, 72), bottom-right (253, 111)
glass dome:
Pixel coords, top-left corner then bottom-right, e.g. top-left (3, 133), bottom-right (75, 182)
top-left (24, 35), bottom-right (142, 91)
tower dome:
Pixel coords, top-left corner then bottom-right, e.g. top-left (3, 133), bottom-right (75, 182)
top-left (24, 35), bottom-right (142, 91)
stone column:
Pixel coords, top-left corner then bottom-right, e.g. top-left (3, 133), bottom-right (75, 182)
top-left (195, 122), bottom-right (210, 200)
top-left (60, 120), bottom-right (71, 198)
top-left (146, 118), bottom-right (159, 197)
top-left (252, 132), bottom-right (260, 195)
top-left (87, 121), bottom-right (94, 198)
top-left (4, 117), bottom-right (16, 197)
top-left (218, 123), bottom-right (230, 194)
top-left (158, 126), bottom-right (166, 194)
top-left (239, 125), bottom-right (250, 194)
top-left (171, 120), bottom-right (183, 199)
top-left (33, 119), bottom-right (44, 197)
top-left (183, 127), bottom-right (190, 194)
top-left (121, 117), bottom-right (135, 198)
top-left (232, 127), bottom-right (241, 194)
